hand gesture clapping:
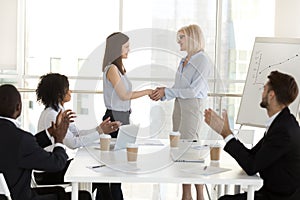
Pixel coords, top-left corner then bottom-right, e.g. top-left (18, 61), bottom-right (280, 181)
top-left (48, 109), bottom-right (76, 143)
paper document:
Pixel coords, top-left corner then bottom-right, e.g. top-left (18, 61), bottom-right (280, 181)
top-left (87, 163), bottom-right (140, 173)
top-left (175, 159), bottom-right (204, 163)
top-left (182, 165), bottom-right (231, 176)
top-left (191, 145), bottom-right (209, 150)
top-left (137, 139), bottom-right (164, 146)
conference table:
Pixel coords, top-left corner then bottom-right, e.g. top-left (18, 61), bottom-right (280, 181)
top-left (64, 139), bottom-right (263, 200)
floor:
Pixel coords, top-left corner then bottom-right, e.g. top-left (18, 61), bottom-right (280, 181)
top-left (122, 183), bottom-right (215, 200)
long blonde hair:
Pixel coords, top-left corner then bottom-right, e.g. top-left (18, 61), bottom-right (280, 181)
top-left (178, 24), bottom-right (205, 54)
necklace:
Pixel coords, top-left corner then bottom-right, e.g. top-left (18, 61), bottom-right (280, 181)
top-left (183, 57), bottom-right (189, 67)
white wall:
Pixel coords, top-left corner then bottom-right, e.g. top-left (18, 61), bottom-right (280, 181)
top-left (0, 0), bottom-right (17, 69)
top-left (275, 0), bottom-right (300, 38)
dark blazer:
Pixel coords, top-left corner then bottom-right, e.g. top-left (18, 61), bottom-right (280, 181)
top-left (0, 118), bottom-right (68, 200)
top-left (225, 107), bottom-right (300, 199)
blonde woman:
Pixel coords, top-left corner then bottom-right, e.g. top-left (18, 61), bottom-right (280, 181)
top-left (150, 24), bottom-right (212, 200)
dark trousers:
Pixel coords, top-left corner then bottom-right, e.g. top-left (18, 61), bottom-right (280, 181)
top-left (34, 187), bottom-right (91, 200)
top-left (219, 193), bottom-right (255, 200)
top-left (0, 195), bottom-right (9, 200)
top-left (0, 191), bottom-right (57, 200)
top-left (33, 187), bottom-right (65, 200)
top-left (34, 160), bottom-right (72, 185)
top-left (92, 183), bottom-right (123, 200)
top-left (103, 109), bottom-right (130, 138)
top-left (95, 109), bottom-right (129, 200)
top-left (33, 159), bottom-right (92, 200)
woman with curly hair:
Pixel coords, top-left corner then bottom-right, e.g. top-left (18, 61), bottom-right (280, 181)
top-left (35, 73), bottom-right (119, 199)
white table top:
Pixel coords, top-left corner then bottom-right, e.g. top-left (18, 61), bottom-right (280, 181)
top-left (65, 139), bottom-right (263, 186)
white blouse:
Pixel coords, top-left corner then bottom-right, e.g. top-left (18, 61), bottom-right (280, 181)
top-left (37, 104), bottom-right (100, 153)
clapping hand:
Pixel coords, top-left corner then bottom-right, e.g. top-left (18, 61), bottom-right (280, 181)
top-left (48, 109), bottom-right (76, 143)
top-left (204, 108), bottom-right (232, 139)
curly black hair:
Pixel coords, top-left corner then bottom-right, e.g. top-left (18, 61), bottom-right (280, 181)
top-left (36, 73), bottom-right (69, 111)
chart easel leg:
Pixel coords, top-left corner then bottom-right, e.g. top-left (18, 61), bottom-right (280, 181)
top-left (247, 185), bottom-right (254, 200)
top-left (71, 182), bottom-right (79, 200)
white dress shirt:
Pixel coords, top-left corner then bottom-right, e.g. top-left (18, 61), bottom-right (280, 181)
top-left (37, 104), bottom-right (100, 153)
top-left (265, 111), bottom-right (280, 134)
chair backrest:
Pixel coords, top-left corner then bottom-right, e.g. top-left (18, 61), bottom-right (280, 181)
top-left (0, 173), bottom-right (12, 200)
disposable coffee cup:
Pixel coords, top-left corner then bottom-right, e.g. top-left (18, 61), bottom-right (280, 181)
top-left (127, 143), bottom-right (138, 162)
top-left (100, 134), bottom-right (111, 151)
top-left (210, 144), bottom-right (222, 161)
top-left (169, 131), bottom-right (181, 148)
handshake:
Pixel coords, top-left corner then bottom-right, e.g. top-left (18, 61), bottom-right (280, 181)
top-left (148, 87), bottom-right (166, 101)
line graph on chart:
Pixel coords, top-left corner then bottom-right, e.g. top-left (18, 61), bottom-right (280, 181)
top-left (237, 37), bottom-right (300, 127)
top-left (251, 49), bottom-right (300, 87)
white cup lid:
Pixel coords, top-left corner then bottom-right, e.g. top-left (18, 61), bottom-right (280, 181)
top-left (100, 134), bottom-right (111, 139)
top-left (169, 131), bottom-right (180, 136)
top-left (210, 143), bottom-right (222, 148)
top-left (127, 143), bottom-right (138, 148)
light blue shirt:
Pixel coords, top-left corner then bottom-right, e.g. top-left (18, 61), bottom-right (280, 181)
top-left (162, 51), bottom-right (212, 101)
top-left (103, 65), bottom-right (132, 111)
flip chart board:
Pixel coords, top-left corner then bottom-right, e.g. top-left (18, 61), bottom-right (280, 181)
top-left (237, 37), bottom-right (300, 127)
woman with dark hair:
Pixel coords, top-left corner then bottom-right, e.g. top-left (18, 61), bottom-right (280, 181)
top-left (100, 32), bottom-right (153, 200)
top-left (102, 32), bottom-right (153, 137)
top-left (36, 73), bottom-right (118, 150)
top-left (35, 73), bottom-right (120, 200)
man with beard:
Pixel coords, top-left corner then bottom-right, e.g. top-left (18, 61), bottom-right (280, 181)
top-left (204, 71), bottom-right (300, 200)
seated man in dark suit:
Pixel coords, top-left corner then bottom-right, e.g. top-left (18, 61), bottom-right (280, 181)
top-left (204, 71), bottom-right (300, 200)
top-left (0, 84), bottom-right (76, 200)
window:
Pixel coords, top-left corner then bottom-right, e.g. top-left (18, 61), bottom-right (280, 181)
top-left (7, 0), bottom-right (275, 134)
top-left (220, 0), bottom-right (275, 128)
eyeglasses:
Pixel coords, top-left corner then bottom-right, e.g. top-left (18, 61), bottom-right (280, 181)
top-left (177, 34), bottom-right (185, 42)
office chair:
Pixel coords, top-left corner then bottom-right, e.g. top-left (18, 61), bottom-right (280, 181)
top-left (31, 170), bottom-right (71, 190)
top-left (31, 172), bottom-right (95, 200)
top-left (0, 173), bottom-right (12, 200)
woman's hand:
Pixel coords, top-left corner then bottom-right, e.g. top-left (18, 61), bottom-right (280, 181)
top-left (48, 109), bottom-right (76, 143)
top-left (97, 117), bottom-right (122, 134)
top-left (149, 87), bottom-right (165, 101)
